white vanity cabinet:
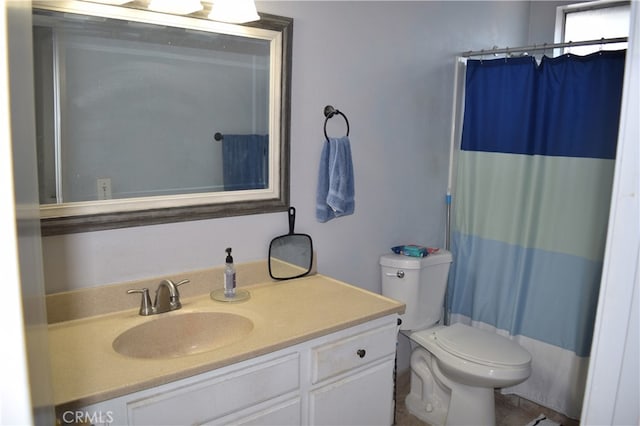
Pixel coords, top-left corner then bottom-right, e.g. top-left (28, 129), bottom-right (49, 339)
top-left (74, 315), bottom-right (398, 426)
top-left (309, 320), bottom-right (398, 426)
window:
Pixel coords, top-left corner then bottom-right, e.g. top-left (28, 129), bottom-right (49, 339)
top-left (556, 1), bottom-right (630, 55)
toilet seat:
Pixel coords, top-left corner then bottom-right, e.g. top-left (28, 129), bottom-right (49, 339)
top-left (411, 323), bottom-right (531, 369)
top-left (435, 323), bottom-right (531, 367)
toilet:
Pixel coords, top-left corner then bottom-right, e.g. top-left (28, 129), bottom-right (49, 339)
top-left (380, 250), bottom-right (531, 426)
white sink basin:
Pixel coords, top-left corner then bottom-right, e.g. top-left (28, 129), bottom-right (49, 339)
top-left (112, 312), bottom-right (254, 359)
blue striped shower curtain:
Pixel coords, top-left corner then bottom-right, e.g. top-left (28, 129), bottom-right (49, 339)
top-left (448, 51), bottom-right (626, 418)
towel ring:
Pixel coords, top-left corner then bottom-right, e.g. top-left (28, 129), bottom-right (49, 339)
top-left (323, 105), bottom-right (350, 142)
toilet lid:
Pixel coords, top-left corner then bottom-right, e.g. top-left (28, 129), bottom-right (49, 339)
top-left (434, 323), bottom-right (531, 367)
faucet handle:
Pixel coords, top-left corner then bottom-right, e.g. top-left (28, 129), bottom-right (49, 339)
top-left (173, 279), bottom-right (190, 298)
top-left (127, 288), bottom-right (153, 316)
top-left (175, 279), bottom-right (190, 287)
top-left (172, 279), bottom-right (190, 307)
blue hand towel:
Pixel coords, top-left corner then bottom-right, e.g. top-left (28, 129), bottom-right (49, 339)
top-left (316, 136), bottom-right (355, 222)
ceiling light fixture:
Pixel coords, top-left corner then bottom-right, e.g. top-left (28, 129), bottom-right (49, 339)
top-left (148, 0), bottom-right (203, 15)
top-left (208, 0), bottom-right (260, 24)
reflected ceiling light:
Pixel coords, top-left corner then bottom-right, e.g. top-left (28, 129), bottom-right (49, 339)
top-left (208, 0), bottom-right (260, 24)
top-left (89, 0), bottom-right (134, 4)
top-left (148, 0), bottom-right (203, 15)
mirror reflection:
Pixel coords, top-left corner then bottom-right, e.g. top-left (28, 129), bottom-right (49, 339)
top-left (34, 10), bottom-right (271, 204)
top-left (31, 1), bottom-right (292, 235)
top-left (269, 234), bottom-right (313, 280)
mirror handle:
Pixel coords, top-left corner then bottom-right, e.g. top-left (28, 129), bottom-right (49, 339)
top-left (288, 206), bottom-right (296, 234)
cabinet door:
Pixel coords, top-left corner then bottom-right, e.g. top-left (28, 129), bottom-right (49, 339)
top-left (309, 358), bottom-right (395, 426)
top-left (127, 354), bottom-right (299, 425)
top-left (209, 397), bottom-right (301, 426)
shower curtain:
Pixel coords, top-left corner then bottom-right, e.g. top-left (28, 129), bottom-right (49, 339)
top-left (448, 50), bottom-right (626, 418)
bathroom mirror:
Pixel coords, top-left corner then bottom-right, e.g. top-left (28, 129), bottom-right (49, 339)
top-left (269, 207), bottom-right (313, 280)
top-left (32, 1), bottom-right (292, 235)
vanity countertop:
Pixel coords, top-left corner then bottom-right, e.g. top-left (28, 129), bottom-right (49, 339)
top-left (48, 274), bottom-right (405, 408)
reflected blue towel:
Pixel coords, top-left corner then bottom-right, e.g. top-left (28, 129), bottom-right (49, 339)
top-left (222, 134), bottom-right (269, 191)
top-left (316, 136), bottom-right (355, 222)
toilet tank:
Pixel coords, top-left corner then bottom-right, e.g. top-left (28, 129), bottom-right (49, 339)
top-left (380, 250), bottom-right (453, 331)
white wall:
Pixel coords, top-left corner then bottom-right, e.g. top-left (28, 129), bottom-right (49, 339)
top-left (42, 1), bottom-right (532, 294)
top-left (527, 0), bottom-right (575, 44)
top-left (1, 2), bottom-right (34, 423)
top-left (581, 2), bottom-right (639, 424)
top-left (2, 1), bottom-right (54, 424)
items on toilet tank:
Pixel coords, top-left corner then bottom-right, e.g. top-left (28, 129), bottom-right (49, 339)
top-left (391, 244), bottom-right (439, 257)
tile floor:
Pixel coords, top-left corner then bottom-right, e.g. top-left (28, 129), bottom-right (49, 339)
top-left (394, 371), bottom-right (580, 426)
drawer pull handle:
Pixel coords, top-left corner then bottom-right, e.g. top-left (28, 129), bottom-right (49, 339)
top-left (356, 349), bottom-right (366, 358)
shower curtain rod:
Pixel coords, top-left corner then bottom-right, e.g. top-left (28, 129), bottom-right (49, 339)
top-left (462, 36), bottom-right (628, 58)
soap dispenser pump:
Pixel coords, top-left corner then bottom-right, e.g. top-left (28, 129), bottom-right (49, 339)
top-left (211, 247), bottom-right (249, 302)
top-left (224, 247), bottom-right (236, 298)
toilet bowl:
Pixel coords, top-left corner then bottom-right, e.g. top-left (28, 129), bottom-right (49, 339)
top-left (380, 251), bottom-right (532, 425)
top-left (412, 324), bottom-right (532, 388)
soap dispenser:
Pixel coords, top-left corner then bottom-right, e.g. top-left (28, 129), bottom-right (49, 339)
top-left (211, 247), bottom-right (249, 302)
top-left (224, 247), bottom-right (236, 298)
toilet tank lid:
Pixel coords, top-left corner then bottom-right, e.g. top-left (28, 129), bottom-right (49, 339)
top-left (379, 249), bottom-right (452, 269)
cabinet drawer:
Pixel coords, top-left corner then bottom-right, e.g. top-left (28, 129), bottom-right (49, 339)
top-left (127, 353), bottom-right (299, 425)
top-left (312, 322), bottom-right (397, 383)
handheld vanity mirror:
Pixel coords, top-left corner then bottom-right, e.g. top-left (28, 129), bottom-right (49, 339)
top-left (268, 207), bottom-right (313, 280)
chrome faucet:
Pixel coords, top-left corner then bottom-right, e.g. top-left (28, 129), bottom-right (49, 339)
top-left (127, 279), bottom-right (190, 316)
